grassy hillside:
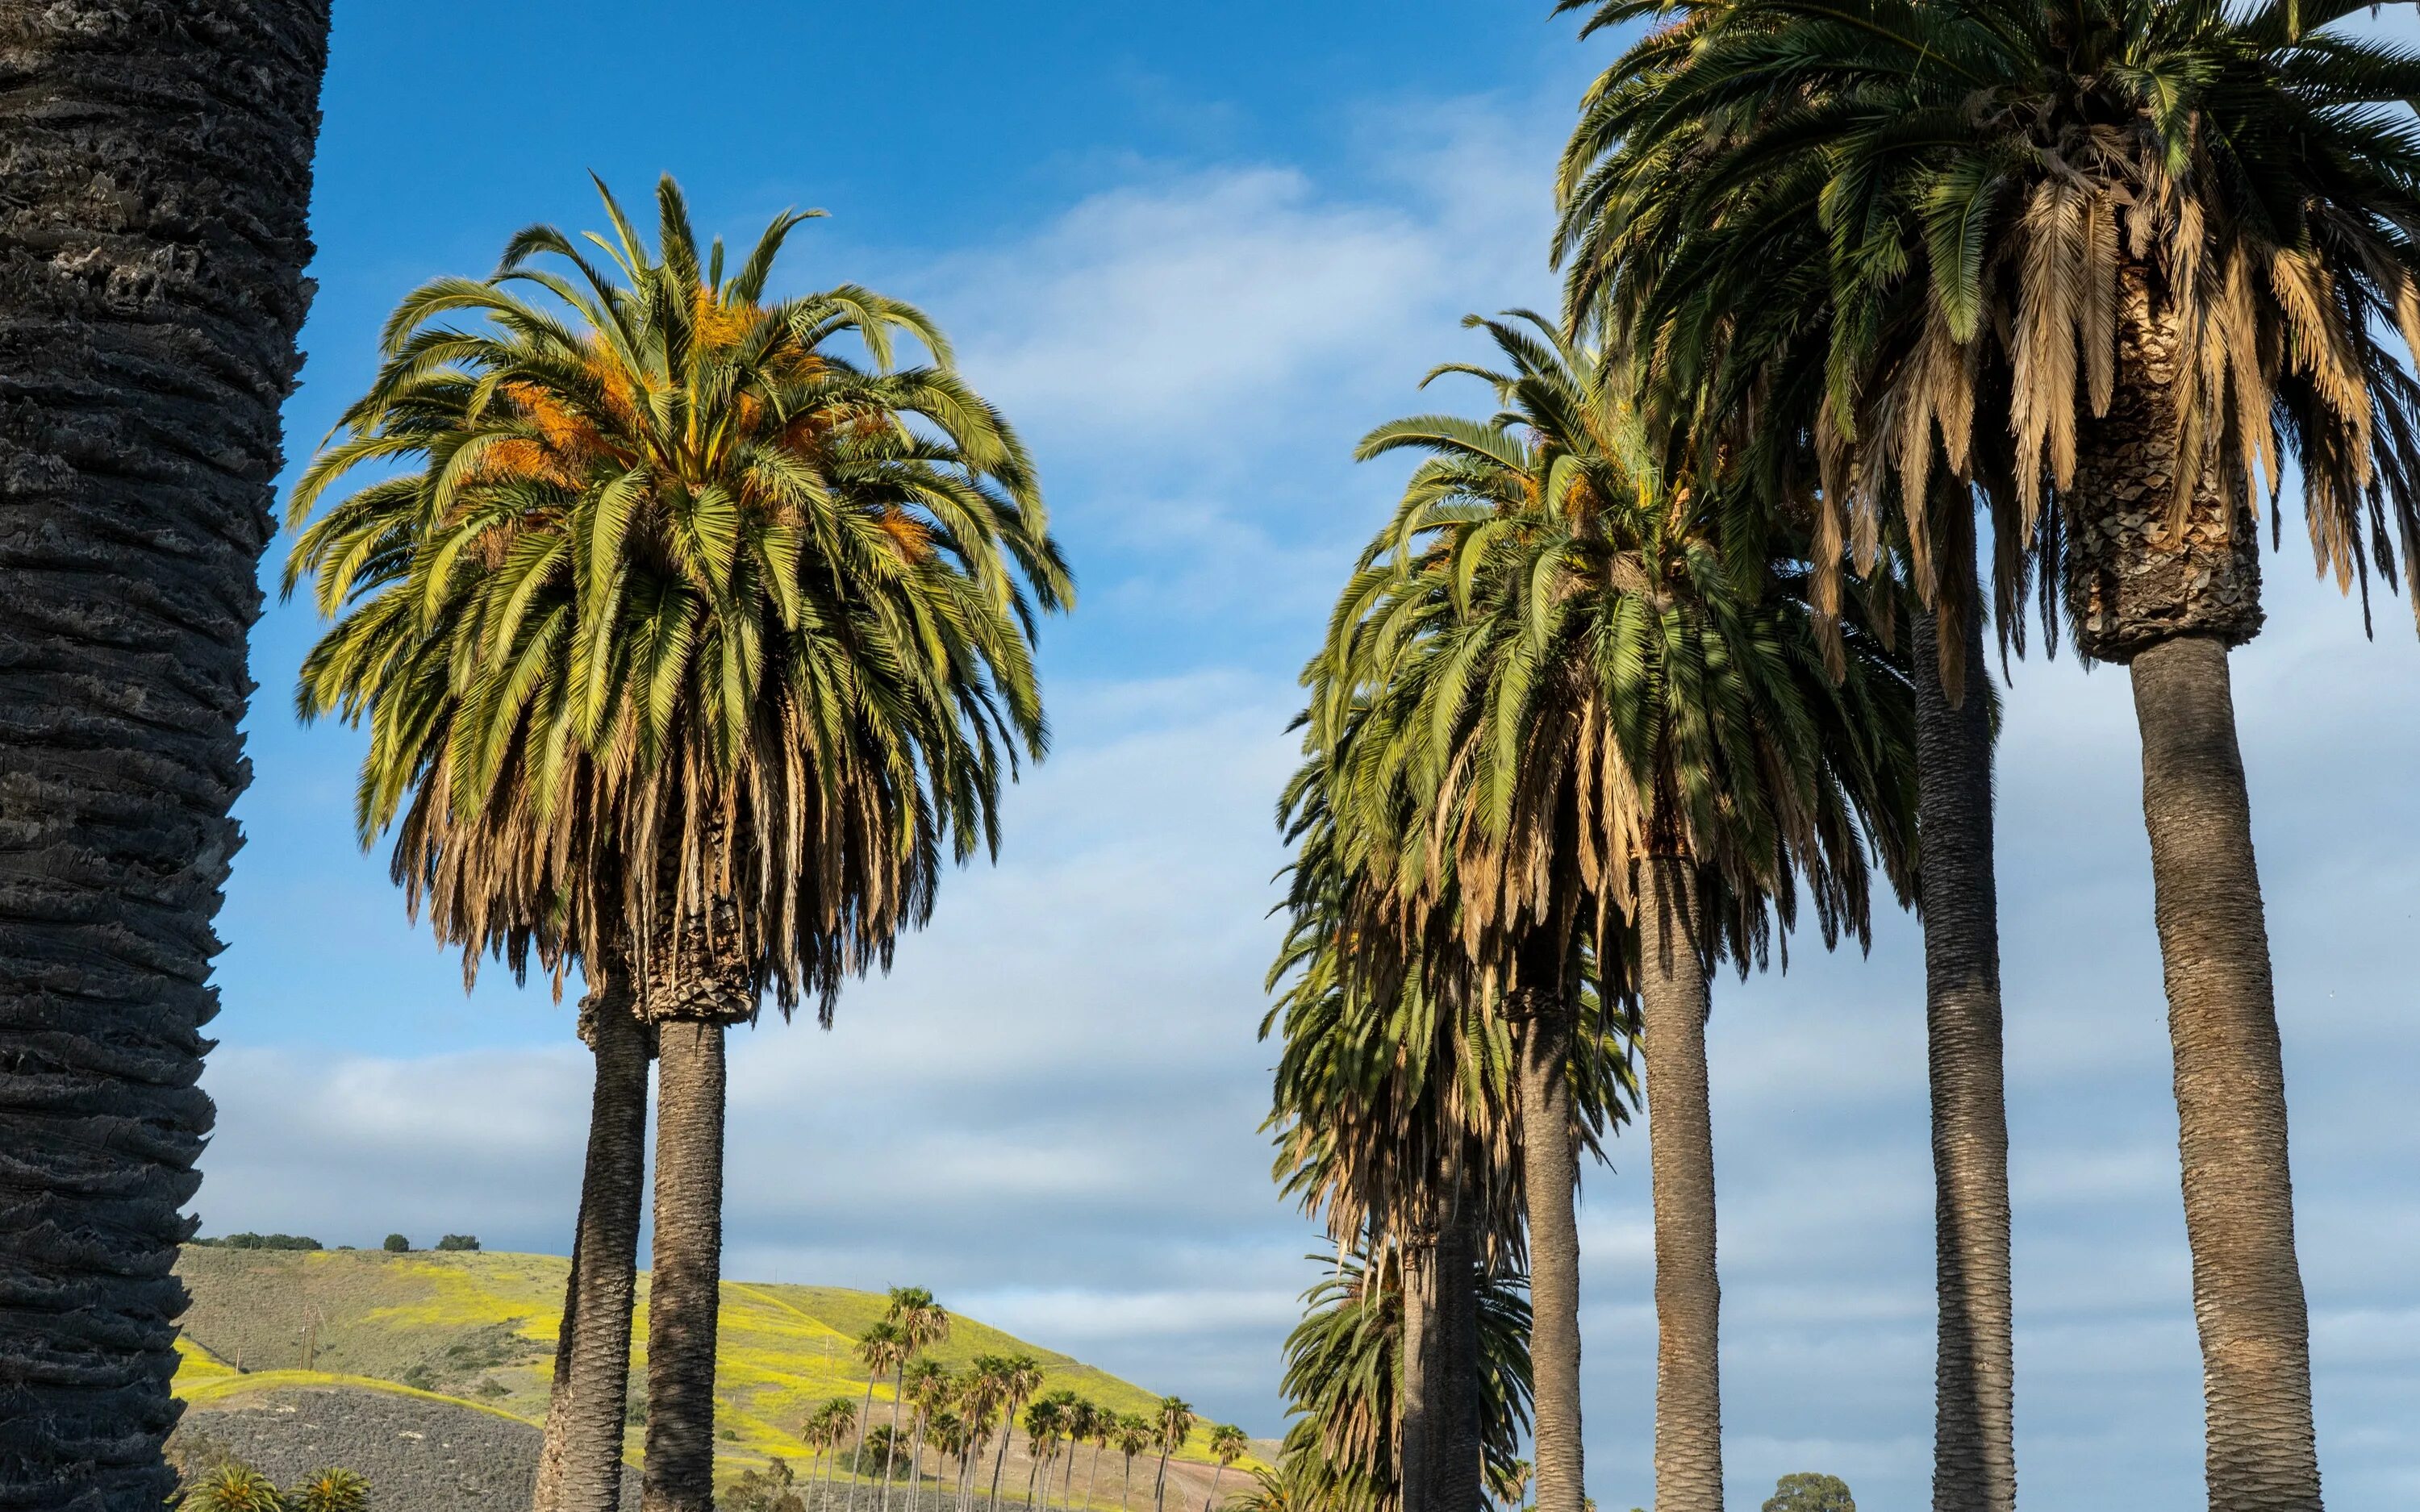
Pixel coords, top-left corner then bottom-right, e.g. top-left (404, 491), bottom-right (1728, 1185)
top-left (173, 1247), bottom-right (1250, 1493)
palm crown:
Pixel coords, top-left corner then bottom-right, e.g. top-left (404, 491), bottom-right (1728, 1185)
top-left (1558, 0), bottom-right (2420, 656)
top-left (287, 175), bottom-right (1071, 1014)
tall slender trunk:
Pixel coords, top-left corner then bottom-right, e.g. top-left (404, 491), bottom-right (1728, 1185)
top-left (1026, 1456), bottom-right (1043, 1509)
top-left (535, 967), bottom-right (652, 1512)
top-left (1202, 1467), bottom-right (1226, 1512)
top-left (1151, 1450), bottom-right (1172, 1512)
top-left (1397, 1235), bottom-right (1437, 1512)
top-left (1124, 1460), bottom-right (1135, 1511)
top-left (641, 1020), bottom-right (728, 1512)
top-left (1432, 1199), bottom-right (1483, 1512)
top-left (852, 1382), bottom-right (880, 1512)
top-left (912, 1414), bottom-right (931, 1511)
top-left (990, 1397), bottom-right (1024, 1512)
top-left (1640, 859), bottom-right (1721, 1512)
top-left (2067, 273), bottom-right (2318, 1511)
top-left (1086, 1439), bottom-right (1106, 1512)
top-left (882, 1364), bottom-right (907, 1512)
top-left (2130, 636), bottom-right (2321, 1512)
top-left (1913, 566), bottom-right (2017, 1512)
top-left (1511, 933), bottom-right (1584, 1512)
top-left (1062, 1435), bottom-right (1081, 1510)
top-left (0, 7), bottom-right (325, 1510)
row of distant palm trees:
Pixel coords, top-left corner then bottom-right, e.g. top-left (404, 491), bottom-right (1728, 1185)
top-left (785, 1329), bottom-right (1246, 1512)
top-left (1262, 2), bottom-right (2420, 1512)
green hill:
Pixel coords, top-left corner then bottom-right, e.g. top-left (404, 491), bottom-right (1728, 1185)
top-left (172, 1246), bottom-right (1249, 1491)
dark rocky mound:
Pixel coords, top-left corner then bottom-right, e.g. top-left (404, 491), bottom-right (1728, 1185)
top-left (173, 1384), bottom-right (636, 1512)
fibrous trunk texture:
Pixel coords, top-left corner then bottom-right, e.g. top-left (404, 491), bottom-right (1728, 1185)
top-left (2130, 635), bottom-right (2321, 1512)
top-left (1913, 577), bottom-right (2017, 1512)
top-left (1396, 1234), bottom-right (1435, 1512)
top-left (2066, 266), bottom-right (2263, 663)
top-left (534, 964), bottom-right (652, 1512)
top-left (0, 6), bottom-right (325, 1509)
top-left (1641, 859), bottom-right (1721, 1512)
top-left (1512, 939), bottom-right (1583, 1512)
top-left (1431, 1203), bottom-right (1483, 1512)
top-left (641, 1020), bottom-right (728, 1512)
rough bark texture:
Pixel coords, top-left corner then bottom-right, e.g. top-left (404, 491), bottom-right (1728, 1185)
top-left (2066, 267), bottom-right (2264, 663)
top-left (641, 1021), bottom-right (728, 1512)
top-left (534, 966), bottom-right (651, 1512)
top-left (1509, 945), bottom-right (1583, 1512)
top-left (1640, 860), bottom-right (1721, 1512)
top-left (1396, 1235), bottom-right (1434, 1512)
top-left (1913, 582), bottom-right (2017, 1512)
top-left (1429, 1205), bottom-right (1482, 1512)
top-left (2130, 636), bottom-right (2321, 1512)
top-left (0, 6), bottom-right (326, 1509)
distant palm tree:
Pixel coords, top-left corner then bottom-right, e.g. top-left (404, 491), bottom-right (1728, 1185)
top-left (988, 1356), bottom-right (1045, 1512)
top-left (180, 1464), bottom-right (288, 1512)
top-left (907, 1360), bottom-right (955, 1502)
top-left (288, 1468), bottom-right (371, 1512)
top-left (1114, 1418), bottom-right (1154, 1511)
top-left (1150, 1398), bottom-right (1199, 1512)
top-left (1041, 1393), bottom-right (1087, 1511)
top-left (930, 1410), bottom-right (970, 1510)
top-left (1202, 1427), bottom-right (1249, 1512)
top-left (853, 1323), bottom-right (908, 1512)
top-left (0, 13), bottom-right (328, 1506)
top-left (1077, 1400), bottom-right (1114, 1512)
top-left (958, 1359), bottom-right (1008, 1512)
top-left (1489, 1460), bottom-right (1532, 1512)
top-left (807, 1397), bottom-right (859, 1501)
top-left (1024, 1397), bottom-right (1068, 1510)
top-left (885, 1289), bottom-right (952, 1512)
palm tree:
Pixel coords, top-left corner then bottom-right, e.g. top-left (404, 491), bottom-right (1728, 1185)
top-left (1055, 1398), bottom-right (1099, 1512)
top-left (1329, 317), bottom-right (1912, 1512)
top-left (0, 11), bottom-right (327, 1508)
top-left (907, 1361), bottom-right (956, 1503)
top-left (807, 1398), bottom-right (860, 1499)
top-left (1024, 1397), bottom-right (1066, 1510)
top-left (178, 1464), bottom-right (289, 1512)
top-left (886, 1290), bottom-right (953, 1512)
top-left (1491, 1460), bottom-right (1533, 1512)
top-left (1559, 3), bottom-right (2420, 1505)
top-left (1150, 1398), bottom-right (1199, 1512)
top-left (286, 1469), bottom-right (370, 1512)
top-left (1555, 15), bottom-right (2022, 1506)
top-left (989, 1356), bottom-right (1046, 1512)
top-left (1279, 1243), bottom-right (1537, 1512)
top-left (1081, 1401), bottom-right (1116, 1512)
top-left (292, 177), bottom-right (1069, 1512)
top-left (1115, 1418), bottom-right (1154, 1512)
top-left (853, 1324), bottom-right (910, 1512)
top-left (959, 1359), bottom-right (1009, 1512)
top-left (1202, 1427), bottom-right (1250, 1512)
top-left (931, 1410), bottom-right (971, 1510)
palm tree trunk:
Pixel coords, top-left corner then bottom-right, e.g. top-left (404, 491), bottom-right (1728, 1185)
top-left (1433, 1199), bottom-right (1483, 1512)
top-left (2130, 635), bottom-right (2321, 1511)
top-left (1397, 1235), bottom-right (1437, 1512)
top-left (1086, 1441), bottom-right (1106, 1512)
top-left (2067, 279), bottom-right (2318, 1510)
top-left (1203, 1467), bottom-right (1225, 1512)
top-left (1151, 1451), bottom-right (1172, 1512)
top-left (1026, 1456), bottom-right (1043, 1510)
top-left (883, 1364), bottom-right (907, 1512)
top-left (990, 1400), bottom-right (1022, 1512)
top-left (536, 967), bottom-right (652, 1512)
top-left (0, 7), bottom-right (326, 1510)
top-left (912, 1417), bottom-right (931, 1512)
top-left (1913, 571), bottom-right (2017, 1512)
top-left (641, 1019), bottom-right (728, 1512)
top-left (1511, 933), bottom-right (1585, 1512)
top-left (1124, 1460), bottom-right (1136, 1512)
top-left (853, 1383), bottom-right (881, 1512)
top-left (1640, 858), bottom-right (1722, 1512)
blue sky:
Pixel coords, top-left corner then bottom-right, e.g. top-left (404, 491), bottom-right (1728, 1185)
top-left (198, 4), bottom-right (2420, 1509)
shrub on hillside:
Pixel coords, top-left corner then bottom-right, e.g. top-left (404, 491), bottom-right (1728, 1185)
top-left (382, 1234), bottom-right (410, 1253)
top-left (196, 1233), bottom-right (323, 1252)
top-left (435, 1234), bottom-right (479, 1252)
top-left (723, 1460), bottom-right (805, 1512)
